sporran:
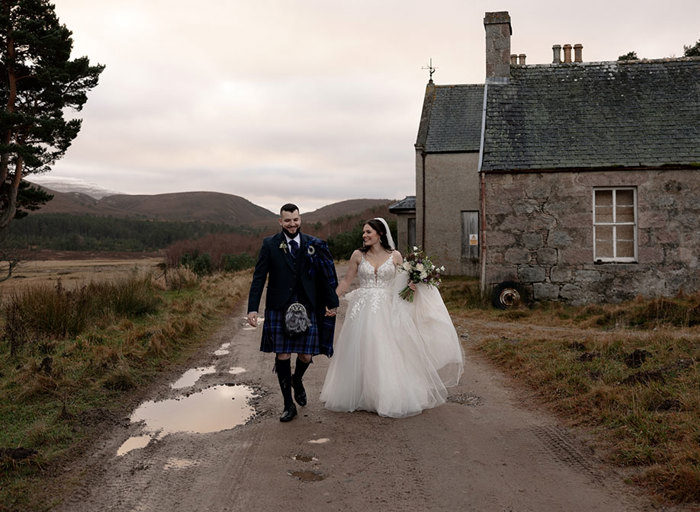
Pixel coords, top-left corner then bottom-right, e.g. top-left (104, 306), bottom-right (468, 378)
top-left (284, 302), bottom-right (310, 336)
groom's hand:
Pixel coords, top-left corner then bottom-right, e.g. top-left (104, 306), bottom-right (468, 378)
top-left (325, 307), bottom-right (337, 317)
top-left (247, 311), bottom-right (258, 327)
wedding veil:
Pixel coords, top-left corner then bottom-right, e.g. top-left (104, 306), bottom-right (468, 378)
top-left (373, 217), bottom-right (395, 250)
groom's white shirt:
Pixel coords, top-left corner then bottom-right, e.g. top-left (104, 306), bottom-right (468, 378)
top-left (284, 233), bottom-right (301, 247)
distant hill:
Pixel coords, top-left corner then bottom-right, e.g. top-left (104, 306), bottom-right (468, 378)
top-left (27, 177), bottom-right (119, 199)
top-left (31, 186), bottom-right (395, 229)
top-left (33, 188), bottom-right (277, 226)
top-left (303, 199), bottom-right (395, 223)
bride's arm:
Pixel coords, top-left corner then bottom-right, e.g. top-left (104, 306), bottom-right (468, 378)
top-left (392, 250), bottom-right (416, 291)
top-left (336, 250), bottom-right (362, 296)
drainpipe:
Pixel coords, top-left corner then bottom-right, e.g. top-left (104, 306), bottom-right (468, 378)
top-left (421, 151), bottom-right (426, 248)
top-left (478, 83), bottom-right (488, 294)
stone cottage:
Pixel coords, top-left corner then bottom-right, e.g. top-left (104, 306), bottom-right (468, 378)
top-left (413, 11), bottom-right (700, 305)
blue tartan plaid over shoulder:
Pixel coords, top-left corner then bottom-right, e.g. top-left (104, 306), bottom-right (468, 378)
top-left (302, 236), bottom-right (338, 355)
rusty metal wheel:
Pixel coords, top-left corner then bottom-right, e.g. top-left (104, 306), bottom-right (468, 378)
top-left (492, 281), bottom-right (523, 309)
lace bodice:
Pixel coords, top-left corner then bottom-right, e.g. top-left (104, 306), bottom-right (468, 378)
top-left (357, 255), bottom-right (396, 289)
top-left (346, 256), bottom-right (396, 321)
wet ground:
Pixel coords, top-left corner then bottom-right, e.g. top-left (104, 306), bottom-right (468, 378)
top-left (52, 292), bottom-right (679, 512)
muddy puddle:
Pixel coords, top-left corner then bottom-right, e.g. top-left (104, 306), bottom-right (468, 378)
top-left (132, 385), bottom-right (255, 435)
top-left (293, 455), bottom-right (318, 462)
top-left (288, 470), bottom-right (325, 482)
top-left (214, 342), bottom-right (231, 356)
top-left (117, 435), bottom-right (152, 456)
top-left (118, 384), bottom-right (256, 456)
top-left (170, 366), bottom-right (216, 389)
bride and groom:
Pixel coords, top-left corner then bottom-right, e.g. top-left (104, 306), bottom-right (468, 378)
top-left (246, 204), bottom-right (464, 421)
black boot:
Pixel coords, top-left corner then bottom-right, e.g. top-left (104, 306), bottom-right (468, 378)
top-left (276, 358), bottom-right (297, 422)
top-left (292, 357), bottom-right (310, 407)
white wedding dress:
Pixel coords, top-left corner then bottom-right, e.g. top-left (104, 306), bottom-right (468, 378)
top-left (320, 255), bottom-right (464, 418)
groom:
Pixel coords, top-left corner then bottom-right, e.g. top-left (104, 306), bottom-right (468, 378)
top-left (247, 203), bottom-right (339, 422)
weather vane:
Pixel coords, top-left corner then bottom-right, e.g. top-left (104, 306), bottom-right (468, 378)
top-left (422, 58), bottom-right (437, 82)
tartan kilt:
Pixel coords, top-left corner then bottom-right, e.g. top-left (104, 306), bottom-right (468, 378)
top-left (260, 306), bottom-right (335, 356)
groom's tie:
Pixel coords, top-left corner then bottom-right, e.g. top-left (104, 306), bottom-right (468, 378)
top-left (289, 239), bottom-right (298, 258)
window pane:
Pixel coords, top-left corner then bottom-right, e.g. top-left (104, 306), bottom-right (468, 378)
top-left (595, 225), bottom-right (613, 258)
top-left (617, 224), bottom-right (635, 258)
top-left (617, 240), bottom-right (635, 258)
top-left (616, 190), bottom-right (635, 223)
top-left (595, 190), bottom-right (612, 207)
top-left (617, 224), bottom-right (635, 242)
top-left (616, 189), bottom-right (634, 206)
top-left (616, 205), bottom-right (635, 223)
top-left (595, 190), bottom-right (613, 222)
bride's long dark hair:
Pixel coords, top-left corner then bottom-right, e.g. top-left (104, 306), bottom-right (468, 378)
top-left (360, 219), bottom-right (393, 253)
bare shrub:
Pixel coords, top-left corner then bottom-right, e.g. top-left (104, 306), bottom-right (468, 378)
top-left (164, 266), bottom-right (199, 291)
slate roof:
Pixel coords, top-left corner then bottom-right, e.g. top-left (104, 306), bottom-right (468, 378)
top-left (415, 84), bottom-right (484, 152)
top-left (481, 58), bottom-right (700, 171)
top-left (388, 196), bottom-right (416, 213)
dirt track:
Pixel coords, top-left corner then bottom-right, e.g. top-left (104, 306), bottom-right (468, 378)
top-left (50, 288), bottom-right (684, 512)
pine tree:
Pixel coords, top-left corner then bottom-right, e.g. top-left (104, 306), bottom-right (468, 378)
top-left (0, 0), bottom-right (104, 230)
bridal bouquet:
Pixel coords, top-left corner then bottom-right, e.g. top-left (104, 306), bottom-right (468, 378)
top-left (397, 246), bottom-right (445, 302)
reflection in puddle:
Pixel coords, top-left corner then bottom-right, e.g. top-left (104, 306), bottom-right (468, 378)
top-left (131, 385), bottom-right (256, 435)
top-left (228, 367), bottom-right (246, 375)
top-left (164, 457), bottom-right (199, 470)
top-left (288, 470), bottom-right (325, 482)
top-left (117, 435), bottom-right (152, 456)
top-left (170, 366), bottom-right (216, 389)
top-left (308, 438), bottom-right (330, 444)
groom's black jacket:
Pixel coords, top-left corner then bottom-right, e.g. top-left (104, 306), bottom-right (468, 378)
top-left (247, 231), bottom-right (339, 314)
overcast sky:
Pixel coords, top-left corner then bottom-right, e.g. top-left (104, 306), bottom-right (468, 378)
top-left (31, 0), bottom-right (699, 213)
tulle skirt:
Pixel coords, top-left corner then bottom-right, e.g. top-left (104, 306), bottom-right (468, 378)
top-left (320, 275), bottom-right (463, 418)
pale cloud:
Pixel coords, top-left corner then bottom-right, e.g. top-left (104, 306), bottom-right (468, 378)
top-left (38, 0), bottom-right (700, 212)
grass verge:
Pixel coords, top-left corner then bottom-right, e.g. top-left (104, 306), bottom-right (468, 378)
top-left (0, 267), bottom-right (252, 512)
top-left (439, 277), bottom-right (700, 505)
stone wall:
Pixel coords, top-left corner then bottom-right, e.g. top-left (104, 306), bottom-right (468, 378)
top-left (483, 169), bottom-right (700, 305)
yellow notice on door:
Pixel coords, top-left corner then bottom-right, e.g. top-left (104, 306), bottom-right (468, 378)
top-left (469, 234), bottom-right (478, 246)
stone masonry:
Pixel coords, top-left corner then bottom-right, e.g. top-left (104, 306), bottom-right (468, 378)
top-left (483, 169), bottom-right (700, 305)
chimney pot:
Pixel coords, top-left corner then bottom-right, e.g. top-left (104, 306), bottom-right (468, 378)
top-left (563, 44), bottom-right (572, 63)
top-left (510, 54), bottom-right (518, 65)
top-left (484, 11), bottom-right (512, 81)
top-left (552, 44), bottom-right (562, 64)
top-left (574, 43), bottom-right (583, 63)
top-left (518, 53), bottom-right (526, 65)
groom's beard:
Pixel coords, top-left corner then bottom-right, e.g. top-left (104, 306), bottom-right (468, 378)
top-left (282, 228), bottom-right (300, 239)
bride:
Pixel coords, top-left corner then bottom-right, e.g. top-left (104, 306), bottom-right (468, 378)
top-left (320, 218), bottom-right (464, 418)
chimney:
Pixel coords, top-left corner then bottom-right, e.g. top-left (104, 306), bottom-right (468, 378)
top-left (484, 11), bottom-right (512, 82)
top-left (574, 44), bottom-right (583, 62)
top-left (518, 54), bottom-right (526, 65)
top-left (563, 44), bottom-right (572, 63)
top-left (510, 54), bottom-right (518, 65)
top-left (552, 44), bottom-right (562, 64)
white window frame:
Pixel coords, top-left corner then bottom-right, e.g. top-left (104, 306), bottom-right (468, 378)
top-left (592, 187), bottom-right (638, 263)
